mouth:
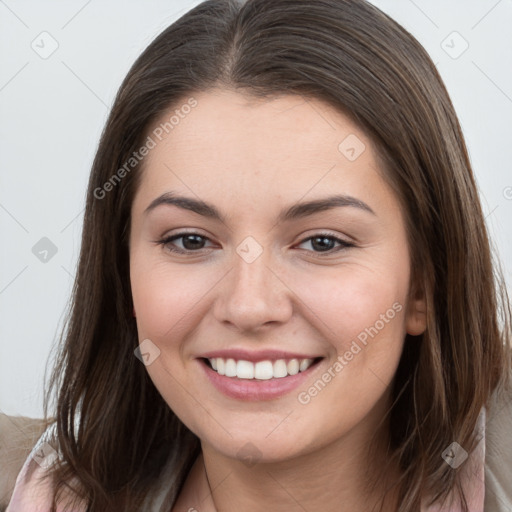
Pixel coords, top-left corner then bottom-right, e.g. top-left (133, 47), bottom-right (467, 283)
top-left (202, 356), bottom-right (323, 380)
top-left (197, 354), bottom-right (325, 401)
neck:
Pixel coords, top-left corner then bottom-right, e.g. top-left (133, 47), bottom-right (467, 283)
top-left (175, 402), bottom-right (401, 512)
top-left (201, 435), bottom-right (400, 512)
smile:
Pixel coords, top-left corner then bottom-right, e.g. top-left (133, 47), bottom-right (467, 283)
top-left (198, 354), bottom-right (324, 401)
top-left (206, 357), bottom-right (318, 380)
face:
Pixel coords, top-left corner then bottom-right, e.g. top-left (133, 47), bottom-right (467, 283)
top-left (129, 88), bottom-right (426, 464)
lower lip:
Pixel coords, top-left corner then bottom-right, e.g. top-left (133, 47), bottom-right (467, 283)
top-left (198, 358), bottom-right (323, 401)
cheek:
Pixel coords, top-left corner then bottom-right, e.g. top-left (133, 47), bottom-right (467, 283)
top-left (130, 255), bottom-right (211, 434)
top-left (294, 262), bottom-right (408, 345)
top-left (130, 252), bottom-right (211, 339)
top-left (291, 258), bottom-right (410, 405)
top-left (291, 266), bottom-right (407, 432)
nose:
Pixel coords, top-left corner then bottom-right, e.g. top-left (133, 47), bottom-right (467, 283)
top-left (212, 240), bottom-right (294, 333)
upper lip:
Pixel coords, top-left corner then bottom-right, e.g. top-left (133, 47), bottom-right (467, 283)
top-left (198, 349), bottom-right (323, 362)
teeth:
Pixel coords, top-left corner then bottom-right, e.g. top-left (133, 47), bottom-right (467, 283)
top-left (225, 358), bottom-right (237, 377)
top-left (217, 358), bottom-right (225, 376)
top-left (254, 361), bottom-right (273, 380)
top-left (207, 357), bottom-right (316, 380)
top-left (273, 360), bottom-right (288, 378)
top-left (299, 359), bottom-right (313, 372)
top-left (237, 360), bottom-right (254, 379)
top-left (287, 359), bottom-right (300, 375)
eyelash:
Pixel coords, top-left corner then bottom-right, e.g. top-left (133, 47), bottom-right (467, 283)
top-left (155, 231), bottom-right (355, 256)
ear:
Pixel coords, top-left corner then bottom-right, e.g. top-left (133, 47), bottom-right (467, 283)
top-left (405, 280), bottom-right (427, 336)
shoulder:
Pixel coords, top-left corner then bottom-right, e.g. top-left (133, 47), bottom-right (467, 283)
top-left (485, 376), bottom-right (512, 510)
top-left (0, 414), bottom-right (50, 511)
top-left (1, 417), bottom-right (81, 512)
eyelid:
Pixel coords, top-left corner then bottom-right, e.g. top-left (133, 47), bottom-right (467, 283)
top-left (298, 229), bottom-right (355, 244)
top-left (294, 231), bottom-right (355, 255)
top-left (156, 230), bottom-right (215, 253)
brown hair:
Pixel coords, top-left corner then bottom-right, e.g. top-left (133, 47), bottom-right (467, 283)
top-left (39, 0), bottom-right (512, 510)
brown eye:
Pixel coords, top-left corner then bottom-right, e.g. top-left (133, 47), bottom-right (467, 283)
top-left (296, 233), bottom-right (354, 254)
top-left (158, 232), bottom-right (213, 254)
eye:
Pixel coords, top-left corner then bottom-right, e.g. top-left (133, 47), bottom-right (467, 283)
top-left (296, 232), bottom-right (354, 254)
top-left (156, 232), bottom-right (214, 254)
top-left (156, 231), bottom-right (355, 256)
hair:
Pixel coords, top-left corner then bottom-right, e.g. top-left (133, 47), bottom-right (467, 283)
top-left (38, 0), bottom-right (512, 511)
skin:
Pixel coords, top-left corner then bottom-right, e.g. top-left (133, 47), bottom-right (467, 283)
top-left (129, 88), bottom-right (427, 512)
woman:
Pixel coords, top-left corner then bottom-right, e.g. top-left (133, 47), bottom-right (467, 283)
top-left (5, 0), bottom-right (512, 511)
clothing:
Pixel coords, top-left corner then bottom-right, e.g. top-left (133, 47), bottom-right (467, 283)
top-left (4, 422), bottom-right (78, 512)
top-left (6, 386), bottom-right (512, 512)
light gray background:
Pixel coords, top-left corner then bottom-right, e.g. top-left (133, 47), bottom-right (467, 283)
top-left (1, 0), bottom-right (511, 419)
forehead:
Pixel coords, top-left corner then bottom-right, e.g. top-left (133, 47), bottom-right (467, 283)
top-left (146, 88), bottom-right (366, 158)
top-left (132, 88), bottom-right (389, 217)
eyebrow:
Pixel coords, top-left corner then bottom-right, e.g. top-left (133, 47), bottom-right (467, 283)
top-left (143, 191), bottom-right (376, 223)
